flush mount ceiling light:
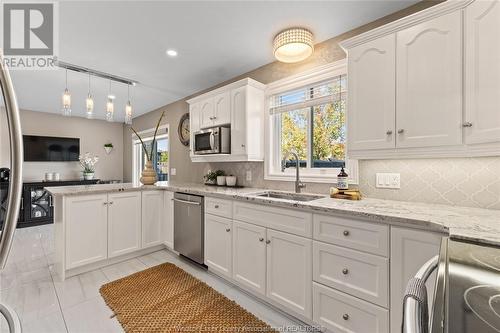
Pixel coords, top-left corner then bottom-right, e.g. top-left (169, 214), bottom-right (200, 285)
top-left (273, 28), bottom-right (314, 63)
top-left (166, 49), bottom-right (178, 57)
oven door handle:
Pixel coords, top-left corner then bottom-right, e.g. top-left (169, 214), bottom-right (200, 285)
top-left (402, 255), bottom-right (439, 333)
top-left (0, 50), bottom-right (23, 270)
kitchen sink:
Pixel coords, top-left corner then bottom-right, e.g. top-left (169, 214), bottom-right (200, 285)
top-left (252, 191), bottom-right (325, 202)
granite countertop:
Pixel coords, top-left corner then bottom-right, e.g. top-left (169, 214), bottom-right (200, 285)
top-left (45, 181), bottom-right (500, 247)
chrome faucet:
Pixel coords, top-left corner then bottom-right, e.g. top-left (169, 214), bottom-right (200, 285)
top-left (281, 152), bottom-right (306, 193)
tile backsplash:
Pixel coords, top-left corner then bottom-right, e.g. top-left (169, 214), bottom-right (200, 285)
top-left (203, 157), bottom-right (500, 210)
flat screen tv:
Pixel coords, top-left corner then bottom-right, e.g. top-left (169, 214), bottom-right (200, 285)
top-left (23, 135), bottom-right (80, 162)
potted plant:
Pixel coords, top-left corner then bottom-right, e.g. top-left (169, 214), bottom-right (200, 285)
top-left (204, 170), bottom-right (225, 185)
top-left (131, 111), bottom-right (165, 185)
top-left (79, 153), bottom-right (99, 180)
top-left (104, 143), bottom-right (113, 154)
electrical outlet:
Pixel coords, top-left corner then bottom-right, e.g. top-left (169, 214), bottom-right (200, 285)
top-left (246, 171), bottom-right (252, 182)
top-left (170, 168), bottom-right (176, 176)
top-left (376, 173), bottom-right (400, 189)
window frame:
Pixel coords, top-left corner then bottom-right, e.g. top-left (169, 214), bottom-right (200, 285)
top-left (264, 59), bottom-right (358, 184)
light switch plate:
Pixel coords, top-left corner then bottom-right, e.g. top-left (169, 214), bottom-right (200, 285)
top-left (171, 168), bottom-right (176, 176)
top-left (246, 171), bottom-right (252, 182)
top-left (376, 173), bottom-right (400, 189)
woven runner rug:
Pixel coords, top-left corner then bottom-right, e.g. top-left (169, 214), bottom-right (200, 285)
top-left (99, 263), bottom-right (276, 332)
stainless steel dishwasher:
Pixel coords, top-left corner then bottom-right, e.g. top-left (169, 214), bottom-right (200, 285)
top-left (173, 192), bottom-right (204, 265)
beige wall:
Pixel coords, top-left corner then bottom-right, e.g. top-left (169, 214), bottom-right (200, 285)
top-left (1, 108), bottom-right (124, 182)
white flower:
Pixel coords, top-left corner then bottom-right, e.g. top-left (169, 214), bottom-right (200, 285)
top-left (79, 152), bottom-right (99, 173)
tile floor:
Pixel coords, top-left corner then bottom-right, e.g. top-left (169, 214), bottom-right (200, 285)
top-left (0, 225), bottom-right (306, 333)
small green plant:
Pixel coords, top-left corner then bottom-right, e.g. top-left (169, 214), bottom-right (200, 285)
top-left (104, 143), bottom-right (113, 148)
top-left (204, 170), bottom-right (225, 183)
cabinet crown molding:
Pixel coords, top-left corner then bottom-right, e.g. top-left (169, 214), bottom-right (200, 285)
top-left (187, 78), bottom-right (265, 104)
top-left (340, 0), bottom-right (474, 50)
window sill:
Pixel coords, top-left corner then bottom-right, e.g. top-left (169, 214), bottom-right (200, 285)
top-left (264, 172), bottom-right (358, 185)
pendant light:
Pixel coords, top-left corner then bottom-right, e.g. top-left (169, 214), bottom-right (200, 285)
top-left (61, 69), bottom-right (71, 116)
top-left (273, 28), bottom-right (314, 63)
top-left (106, 80), bottom-right (114, 122)
top-left (125, 84), bottom-right (132, 125)
top-left (85, 73), bottom-right (94, 119)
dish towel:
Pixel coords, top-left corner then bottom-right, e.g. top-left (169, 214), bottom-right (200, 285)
top-left (402, 277), bottom-right (429, 333)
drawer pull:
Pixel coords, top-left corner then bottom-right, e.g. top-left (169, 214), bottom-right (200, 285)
top-left (225, 228), bottom-right (231, 232)
top-left (342, 268), bottom-right (349, 275)
top-left (343, 230), bottom-right (350, 236)
top-left (342, 314), bottom-right (349, 321)
top-left (214, 205), bottom-right (219, 209)
top-left (266, 240), bottom-right (271, 244)
top-left (259, 237), bottom-right (264, 242)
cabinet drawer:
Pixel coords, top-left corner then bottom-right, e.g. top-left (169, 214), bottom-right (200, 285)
top-left (313, 241), bottom-right (388, 307)
top-left (205, 197), bottom-right (233, 219)
top-left (233, 202), bottom-right (312, 237)
top-left (313, 282), bottom-right (389, 333)
top-left (313, 214), bottom-right (388, 256)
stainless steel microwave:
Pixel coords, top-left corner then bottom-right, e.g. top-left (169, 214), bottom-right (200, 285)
top-left (193, 126), bottom-right (230, 155)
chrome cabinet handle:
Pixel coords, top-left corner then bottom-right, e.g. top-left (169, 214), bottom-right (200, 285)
top-left (463, 122), bottom-right (473, 127)
top-left (0, 51), bottom-right (24, 269)
top-left (173, 198), bottom-right (201, 206)
top-left (259, 237), bottom-right (264, 242)
top-left (103, 202), bottom-right (108, 205)
top-left (241, 144), bottom-right (245, 147)
top-left (343, 314), bottom-right (349, 321)
top-left (386, 130), bottom-right (393, 135)
top-left (342, 268), bottom-right (349, 275)
top-left (398, 129), bottom-right (405, 134)
top-left (109, 201), bottom-right (113, 205)
top-left (266, 240), bottom-right (271, 244)
top-left (214, 205), bottom-right (219, 209)
top-left (343, 230), bottom-right (350, 236)
top-left (225, 228), bottom-right (230, 232)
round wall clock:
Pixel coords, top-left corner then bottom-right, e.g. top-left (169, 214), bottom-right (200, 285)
top-left (178, 113), bottom-right (190, 146)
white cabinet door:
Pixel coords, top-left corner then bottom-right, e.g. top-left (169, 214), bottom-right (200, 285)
top-left (66, 194), bottom-right (108, 269)
top-left (141, 191), bottom-right (164, 248)
top-left (390, 227), bottom-right (443, 333)
top-left (199, 98), bottom-right (214, 129)
top-left (107, 192), bottom-right (141, 258)
top-left (396, 11), bottom-right (462, 148)
top-left (205, 214), bottom-right (232, 279)
top-left (266, 229), bottom-right (312, 319)
top-left (163, 191), bottom-right (174, 249)
top-left (232, 220), bottom-right (266, 295)
top-left (465, 0), bottom-right (500, 144)
top-left (212, 92), bottom-right (231, 126)
top-left (348, 34), bottom-right (396, 150)
top-left (230, 86), bottom-right (247, 156)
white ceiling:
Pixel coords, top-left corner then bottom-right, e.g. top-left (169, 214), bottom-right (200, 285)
top-left (7, 0), bottom-right (419, 122)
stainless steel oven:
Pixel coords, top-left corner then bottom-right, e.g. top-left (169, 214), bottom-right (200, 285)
top-left (193, 126), bottom-right (230, 155)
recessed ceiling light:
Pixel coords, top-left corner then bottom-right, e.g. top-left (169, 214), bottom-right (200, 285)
top-left (166, 49), bottom-right (178, 57)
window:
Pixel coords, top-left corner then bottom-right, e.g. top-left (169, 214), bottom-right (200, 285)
top-left (266, 60), bottom-right (357, 183)
top-left (132, 126), bottom-right (169, 185)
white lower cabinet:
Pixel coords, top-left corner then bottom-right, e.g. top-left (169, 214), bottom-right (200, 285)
top-left (390, 227), bottom-right (442, 333)
top-left (107, 192), bottom-right (142, 258)
top-left (205, 214), bottom-right (232, 279)
top-left (163, 191), bottom-right (174, 249)
top-left (313, 241), bottom-right (389, 308)
top-left (141, 191), bottom-right (164, 248)
top-left (266, 229), bottom-right (312, 319)
top-left (313, 282), bottom-right (389, 333)
top-left (66, 194), bottom-right (108, 269)
top-left (232, 220), bottom-right (267, 295)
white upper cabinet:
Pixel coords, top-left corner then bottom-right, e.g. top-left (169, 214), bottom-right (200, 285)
top-left (396, 11), bottom-right (462, 148)
top-left (348, 34), bottom-right (396, 150)
top-left (342, 1), bottom-right (500, 158)
top-left (465, 0), bottom-right (500, 145)
top-left (188, 78), bottom-right (265, 162)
